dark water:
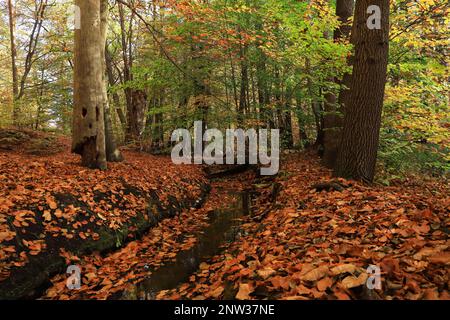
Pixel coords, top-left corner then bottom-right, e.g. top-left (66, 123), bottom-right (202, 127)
top-left (121, 192), bottom-right (251, 300)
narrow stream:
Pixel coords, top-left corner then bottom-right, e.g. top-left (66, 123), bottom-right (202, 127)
top-left (119, 191), bottom-right (251, 300)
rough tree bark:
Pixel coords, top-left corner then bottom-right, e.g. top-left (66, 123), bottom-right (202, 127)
top-left (117, 3), bottom-right (147, 143)
top-left (322, 0), bottom-right (354, 168)
top-left (128, 89), bottom-right (147, 141)
top-left (284, 102), bottom-right (294, 148)
top-left (72, 0), bottom-right (107, 169)
top-left (255, 45), bottom-right (271, 128)
top-left (7, 0), bottom-right (19, 122)
top-left (117, 1), bottom-right (133, 131)
top-left (100, 0), bottom-right (123, 162)
top-left (105, 47), bottom-right (127, 127)
top-left (334, 0), bottom-right (390, 183)
top-left (238, 41), bottom-right (249, 126)
top-left (336, 0), bottom-right (357, 112)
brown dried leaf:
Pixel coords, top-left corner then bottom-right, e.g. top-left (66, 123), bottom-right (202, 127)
top-left (330, 264), bottom-right (357, 276)
top-left (341, 273), bottom-right (368, 289)
top-left (300, 266), bottom-right (329, 282)
top-left (236, 283), bottom-right (253, 300)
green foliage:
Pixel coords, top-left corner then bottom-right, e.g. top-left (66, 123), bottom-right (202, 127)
top-left (378, 127), bottom-right (449, 179)
top-left (0, 0), bottom-right (448, 180)
top-left (378, 0), bottom-right (449, 179)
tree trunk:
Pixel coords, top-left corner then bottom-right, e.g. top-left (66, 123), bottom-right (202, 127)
top-left (7, 0), bottom-right (19, 123)
top-left (305, 59), bottom-right (323, 147)
top-left (128, 89), bottom-right (147, 140)
top-left (323, 0), bottom-right (354, 168)
top-left (35, 68), bottom-right (45, 130)
top-left (312, 101), bottom-right (324, 148)
top-left (105, 47), bottom-right (127, 127)
top-left (118, 2), bottom-right (135, 142)
top-left (283, 103), bottom-right (294, 148)
top-left (104, 106), bottom-right (124, 162)
top-left (334, 0), bottom-right (390, 183)
top-left (100, 0), bottom-right (123, 162)
top-left (72, 0), bottom-right (107, 170)
top-left (256, 47), bottom-right (270, 128)
top-left (238, 43), bottom-right (248, 125)
top-left (117, 5), bottom-right (147, 144)
top-left (296, 96), bottom-right (310, 147)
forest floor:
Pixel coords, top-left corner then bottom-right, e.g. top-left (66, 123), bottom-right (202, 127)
top-left (0, 128), bottom-right (207, 299)
top-left (155, 153), bottom-right (449, 300)
top-left (0, 129), bottom-right (449, 300)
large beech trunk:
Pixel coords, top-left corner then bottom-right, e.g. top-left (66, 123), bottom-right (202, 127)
top-left (334, 0), bottom-right (390, 182)
top-left (322, 0), bottom-right (354, 168)
top-left (72, 0), bottom-right (107, 169)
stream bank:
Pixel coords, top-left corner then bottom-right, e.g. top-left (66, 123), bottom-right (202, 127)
top-left (39, 169), bottom-right (265, 300)
top-left (116, 168), bottom-right (278, 300)
top-left (0, 148), bottom-right (208, 300)
top-left (120, 191), bottom-right (251, 300)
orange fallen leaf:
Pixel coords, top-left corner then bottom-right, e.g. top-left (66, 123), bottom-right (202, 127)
top-left (283, 296), bottom-right (309, 300)
top-left (256, 267), bottom-right (276, 279)
top-left (300, 266), bottom-right (329, 281)
top-left (236, 283), bottom-right (253, 300)
top-left (46, 197), bottom-right (57, 210)
top-left (317, 277), bottom-right (333, 292)
top-left (330, 264), bottom-right (357, 276)
top-left (210, 286), bottom-right (224, 298)
top-left (427, 252), bottom-right (450, 265)
top-left (334, 290), bottom-right (351, 300)
top-left (341, 273), bottom-right (368, 289)
top-left (0, 231), bottom-right (15, 242)
top-left (43, 210), bottom-right (52, 222)
top-left (54, 209), bottom-right (63, 218)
